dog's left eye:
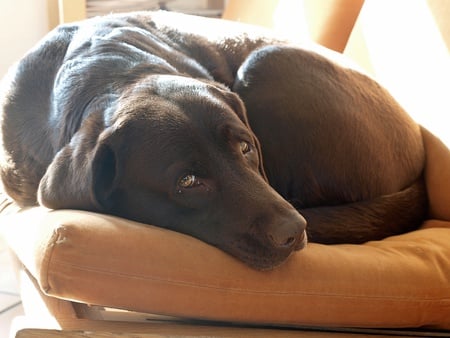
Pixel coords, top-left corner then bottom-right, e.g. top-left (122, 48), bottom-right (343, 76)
top-left (178, 174), bottom-right (197, 188)
top-left (240, 141), bottom-right (251, 154)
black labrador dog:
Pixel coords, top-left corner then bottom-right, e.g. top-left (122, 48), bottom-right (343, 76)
top-left (0, 11), bottom-right (427, 270)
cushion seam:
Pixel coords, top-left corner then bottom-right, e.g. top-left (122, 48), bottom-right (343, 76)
top-left (48, 260), bottom-right (450, 301)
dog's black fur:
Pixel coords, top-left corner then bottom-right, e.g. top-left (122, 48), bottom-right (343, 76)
top-left (0, 11), bottom-right (427, 270)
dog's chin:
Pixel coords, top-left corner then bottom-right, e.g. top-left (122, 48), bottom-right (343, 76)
top-left (229, 231), bottom-right (308, 271)
top-left (246, 253), bottom-right (294, 271)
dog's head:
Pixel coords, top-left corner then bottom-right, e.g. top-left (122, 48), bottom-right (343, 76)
top-left (38, 75), bottom-right (307, 270)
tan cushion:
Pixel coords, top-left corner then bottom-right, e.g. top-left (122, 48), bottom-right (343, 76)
top-left (2, 126), bottom-right (450, 329)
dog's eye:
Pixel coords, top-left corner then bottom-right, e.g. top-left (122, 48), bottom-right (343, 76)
top-left (178, 174), bottom-right (197, 188)
top-left (240, 141), bottom-right (251, 154)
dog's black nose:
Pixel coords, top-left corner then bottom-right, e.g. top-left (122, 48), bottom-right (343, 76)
top-left (268, 230), bottom-right (296, 248)
top-left (266, 214), bottom-right (307, 249)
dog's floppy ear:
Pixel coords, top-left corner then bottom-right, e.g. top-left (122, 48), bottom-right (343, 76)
top-left (38, 127), bottom-right (120, 211)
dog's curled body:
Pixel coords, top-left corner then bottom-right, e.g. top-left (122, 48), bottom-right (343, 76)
top-left (0, 11), bottom-right (427, 269)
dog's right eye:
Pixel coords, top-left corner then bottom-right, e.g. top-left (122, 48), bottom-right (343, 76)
top-left (240, 141), bottom-right (251, 154)
top-left (178, 174), bottom-right (197, 188)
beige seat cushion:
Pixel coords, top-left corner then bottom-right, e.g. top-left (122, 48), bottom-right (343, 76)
top-left (3, 126), bottom-right (450, 329)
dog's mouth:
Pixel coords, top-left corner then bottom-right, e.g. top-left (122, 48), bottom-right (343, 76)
top-left (228, 230), bottom-right (308, 271)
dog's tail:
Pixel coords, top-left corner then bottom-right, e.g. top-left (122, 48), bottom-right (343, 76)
top-left (300, 178), bottom-right (428, 244)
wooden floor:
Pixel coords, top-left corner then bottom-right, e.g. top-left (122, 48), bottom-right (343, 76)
top-left (11, 311), bottom-right (450, 338)
top-left (13, 326), bottom-right (450, 338)
top-left (12, 328), bottom-right (408, 338)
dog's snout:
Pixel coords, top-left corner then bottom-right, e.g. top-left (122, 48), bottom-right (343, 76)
top-left (266, 212), bottom-right (307, 250)
top-left (268, 227), bottom-right (296, 248)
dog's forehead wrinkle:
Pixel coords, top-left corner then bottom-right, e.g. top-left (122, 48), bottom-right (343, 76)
top-left (120, 75), bottom-right (244, 134)
top-left (151, 75), bottom-right (232, 109)
top-left (115, 117), bottom-right (205, 168)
